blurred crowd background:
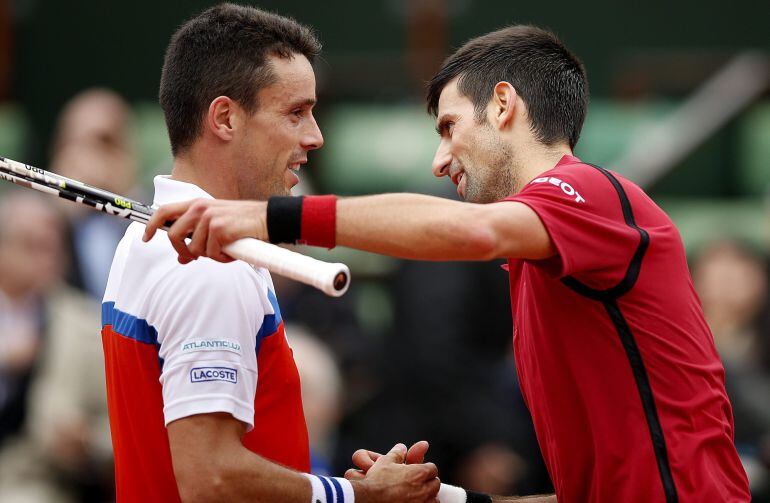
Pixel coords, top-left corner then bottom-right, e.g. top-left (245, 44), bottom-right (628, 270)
top-left (0, 0), bottom-right (769, 501)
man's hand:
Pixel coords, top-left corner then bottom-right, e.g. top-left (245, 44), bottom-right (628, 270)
top-left (347, 442), bottom-right (557, 503)
top-left (345, 440), bottom-right (430, 480)
top-left (351, 443), bottom-right (440, 503)
top-left (142, 199), bottom-right (267, 264)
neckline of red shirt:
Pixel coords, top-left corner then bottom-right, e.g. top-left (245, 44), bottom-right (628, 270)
top-left (556, 153), bottom-right (581, 167)
top-left (499, 153), bottom-right (581, 272)
top-left (515, 153), bottom-right (582, 190)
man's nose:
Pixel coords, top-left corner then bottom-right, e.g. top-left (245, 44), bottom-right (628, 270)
top-left (302, 115), bottom-right (324, 151)
top-left (432, 141), bottom-right (451, 178)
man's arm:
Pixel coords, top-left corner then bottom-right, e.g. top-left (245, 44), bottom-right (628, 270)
top-left (336, 194), bottom-right (553, 261)
top-left (168, 412), bottom-right (440, 503)
top-left (168, 413), bottom-right (307, 502)
top-left (142, 193), bottom-right (555, 263)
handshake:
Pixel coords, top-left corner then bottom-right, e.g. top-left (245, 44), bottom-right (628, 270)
top-left (342, 441), bottom-right (489, 503)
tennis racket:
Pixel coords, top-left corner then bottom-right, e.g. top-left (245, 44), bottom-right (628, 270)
top-left (0, 156), bottom-right (350, 297)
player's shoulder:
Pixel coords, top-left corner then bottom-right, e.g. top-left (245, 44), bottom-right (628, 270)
top-left (516, 158), bottom-right (643, 208)
top-left (153, 251), bottom-right (266, 304)
top-left (108, 222), bottom-right (273, 313)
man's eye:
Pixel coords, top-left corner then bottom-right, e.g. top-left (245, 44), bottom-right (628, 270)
top-left (292, 109), bottom-right (303, 118)
top-left (436, 120), bottom-right (455, 137)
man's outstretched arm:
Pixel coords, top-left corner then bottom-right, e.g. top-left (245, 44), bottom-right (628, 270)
top-left (336, 194), bottom-right (553, 261)
top-left (142, 194), bottom-right (555, 263)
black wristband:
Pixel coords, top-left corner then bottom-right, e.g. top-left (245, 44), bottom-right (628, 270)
top-left (266, 196), bottom-right (304, 244)
top-left (466, 491), bottom-right (493, 503)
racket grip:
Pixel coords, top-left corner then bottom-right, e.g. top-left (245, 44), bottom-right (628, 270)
top-left (223, 238), bottom-right (351, 297)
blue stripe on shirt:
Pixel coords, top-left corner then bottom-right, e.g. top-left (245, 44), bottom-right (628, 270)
top-left (102, 301), bottom-right (159, 345)
top-left (256, 289), bottom-right (283, 353)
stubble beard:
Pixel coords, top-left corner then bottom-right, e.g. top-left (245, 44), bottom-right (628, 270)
top-left (464, 125), bottom-right (519, 204)
top-left (235, 153), bottom-right (290, 201)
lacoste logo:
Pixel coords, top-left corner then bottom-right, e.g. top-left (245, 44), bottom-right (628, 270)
top-left (190, 367), bottom-right (237, 384)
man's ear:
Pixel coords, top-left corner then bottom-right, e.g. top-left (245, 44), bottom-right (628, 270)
top-left (490, 82), bottom-right (518, 131)
top-left (206, 96), bottom-right (236, 142)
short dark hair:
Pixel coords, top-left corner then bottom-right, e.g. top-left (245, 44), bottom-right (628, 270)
top-left (159, 3), bottom-right (321, 155)
top-left (426, 25), bottom-right (588, 149)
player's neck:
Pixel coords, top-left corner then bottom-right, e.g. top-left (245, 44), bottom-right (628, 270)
top-left (519, 144), bottom-right (573, 186)
top-left (169, 148), bottom-right (238, 200)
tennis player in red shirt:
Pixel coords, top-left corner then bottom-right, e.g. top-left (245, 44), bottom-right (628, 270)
top-left (145, 25), bottom-right (752, 503)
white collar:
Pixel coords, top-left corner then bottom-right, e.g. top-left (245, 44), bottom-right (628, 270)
top-left (152, 176), bottom-right (213, 207)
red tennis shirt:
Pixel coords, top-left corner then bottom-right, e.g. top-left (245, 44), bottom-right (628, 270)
top-left (505, 155), bottom-right (750, 502)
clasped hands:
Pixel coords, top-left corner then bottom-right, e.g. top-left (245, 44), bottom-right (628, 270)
top-left (345, 441), bottom-right (441, 503)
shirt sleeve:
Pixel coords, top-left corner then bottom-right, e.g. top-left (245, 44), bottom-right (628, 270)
top-left (507, 169), bottom-right (640, 286)
top-left (146, 260), bottom-right (266, 430)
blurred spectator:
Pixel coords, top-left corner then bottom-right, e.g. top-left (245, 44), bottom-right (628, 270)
top-left (692, 239), bottom-right (770, 499)
top-left (287, 323), bottom-right (344, 476)
top-left (693, 239), bottom-right (767, 365)
top-left (0, 191), bottom-right (111, 503)
top-left (50, 88), bottom-right (139, 298)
